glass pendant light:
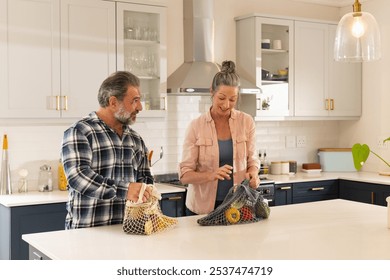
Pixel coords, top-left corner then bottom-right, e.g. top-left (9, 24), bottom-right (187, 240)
top-left (334, 0), bottom-right (381, 62)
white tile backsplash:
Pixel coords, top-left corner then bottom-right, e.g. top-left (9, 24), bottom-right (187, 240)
top-left (0, 97), bottom-right (340, 192)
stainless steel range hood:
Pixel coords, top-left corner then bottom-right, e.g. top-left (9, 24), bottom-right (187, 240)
top-left (167, 0), bottom-right (260, 95)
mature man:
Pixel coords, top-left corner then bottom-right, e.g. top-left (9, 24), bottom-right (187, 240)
top-left (61, 71), bottom-right (153, 229)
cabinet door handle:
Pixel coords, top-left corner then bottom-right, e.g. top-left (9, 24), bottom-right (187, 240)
top-left (371, 192), bottom-right (375, 204)
top-left (280, 186), bottom-right (291, 190)
top-left (311, 187), bottom-right (324, 191)
top-left (256, 98), bottom-right (261, 110)
top-left (163, 196), bottom-right (182, 201)
top-left (325, 98), bottom-right (330, 111)
top-left (330, 99), bottom-right (334, 110)
top-left (32, 251), bottom-right (43, 260)
top-left (55, 96), bottom-right (61, 111)
top-left (62, 96), bottom-right (68, 111)
top-left (160, 95), bottom-right (167, 110)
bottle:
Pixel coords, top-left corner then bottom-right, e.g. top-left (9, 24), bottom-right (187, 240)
top-left (38, 164), bottom-right (53, 192)
top-left (0, 134), bottom-right (12, 195)
top-left (58, 160), bottom-right (68, 191)
top-left (263, 150), bottom-right (269, 175)
top-left (18, 169), bottom-right (28, 193)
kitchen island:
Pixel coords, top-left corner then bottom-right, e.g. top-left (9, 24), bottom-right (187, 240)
top-left (0, 183), bottom-right (185, 260)
top-left (22, 199), bottom-right (390, 260)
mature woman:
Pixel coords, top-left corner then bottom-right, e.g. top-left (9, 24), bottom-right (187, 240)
top-left (179, 60), bottom-right (260, 216)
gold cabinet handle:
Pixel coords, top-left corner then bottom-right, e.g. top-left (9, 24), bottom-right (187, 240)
top-left (371, 192), bottom-right (375, 204)
top-left (62, 96), bottom-right (68, 111)
top-left (311, 187), bottom-right (325, 191)
top-left (325, 98), bottom-right (330, 110)
top-left (280, 186), bottom-right (291, 190)
top-left (164, 196), bottom-right (182, 201)
top-left (55, 96), bottom-right (60, 111)
top-left (330, 98), bottom-right (334, 110)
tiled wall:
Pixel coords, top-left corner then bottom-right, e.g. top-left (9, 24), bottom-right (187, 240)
top-left (0, 96), bottom-right (339, 192)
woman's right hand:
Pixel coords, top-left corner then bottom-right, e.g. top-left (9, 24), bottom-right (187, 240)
top-left (211, 164), bottom-right (233, 181)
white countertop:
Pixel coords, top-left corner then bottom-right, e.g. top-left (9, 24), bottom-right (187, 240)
top-left (3, 172), bottom-right (390, 208)
top-left (22, 199), bottom-right (390, 260)
top-left (0, 183), bottom-right (185, 208)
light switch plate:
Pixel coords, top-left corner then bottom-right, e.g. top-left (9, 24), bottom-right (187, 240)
top-left (286, 135), bottom-right (296, 148)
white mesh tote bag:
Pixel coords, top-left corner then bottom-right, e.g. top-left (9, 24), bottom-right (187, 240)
top-left (123, 183), bottom-right (178, 235)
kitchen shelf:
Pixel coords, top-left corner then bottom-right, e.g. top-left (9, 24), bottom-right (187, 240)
top-left (117, 2), bottom-right (167, 113)
top-left (262, 48), bottom-right (288, 54)
top-left (262, 79), bottom-right (288, 84)
top-left (235, 15), bottom-right (293, 118)
top-left (124, 38), bottom-right (160, 45)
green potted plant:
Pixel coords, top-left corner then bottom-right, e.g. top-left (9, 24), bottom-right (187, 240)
top-left (352, 137), bottom-right (390, 171)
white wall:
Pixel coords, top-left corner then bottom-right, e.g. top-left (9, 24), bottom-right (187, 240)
top-left (0, 0), bottom-right (343, 192)
top-left (339, 0), bottom-right (390, 173)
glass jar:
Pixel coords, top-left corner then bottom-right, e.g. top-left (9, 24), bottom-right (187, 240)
top-left (270, 162), bottom-right (282, 175)
top-left (38, 164), bottom-right (53, 192)
top-left (281, 161), bottom-right (290, 175)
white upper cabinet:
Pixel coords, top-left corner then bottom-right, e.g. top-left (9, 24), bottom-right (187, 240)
top-left (0, 0), bottom-right (61, 118)
top-left (116, 2), bottom-right (167, 117)
top-left (294, 21), bottom-right (362, 118)
top-left (0, 0), bottom-right (116, 119)
top-left (236, 14), bottom-right (362, 121)
top-left (327, 25), bottom-right (362, 117)
top-left (60, 0), bottom-right (116, 118)
top-left (235, 15), bottom-right (293, 119)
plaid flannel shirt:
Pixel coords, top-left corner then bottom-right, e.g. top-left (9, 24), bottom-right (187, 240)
top-left (61, 112), bottom-right (153, 229)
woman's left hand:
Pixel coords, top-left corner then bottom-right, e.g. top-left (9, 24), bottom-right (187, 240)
top-left (246, 171), bottom-right (260, 189)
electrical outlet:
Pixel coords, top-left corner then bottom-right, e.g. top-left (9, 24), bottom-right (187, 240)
top-left (296, 136), bottom-right (306, 148)
top-left (286, 136), bottom-right (296, 148)
top-left (377, 137), bottom-right (389, 150)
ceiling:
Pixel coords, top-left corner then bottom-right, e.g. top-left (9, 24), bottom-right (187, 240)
top-left (291, 0), bottom-right (371, 7)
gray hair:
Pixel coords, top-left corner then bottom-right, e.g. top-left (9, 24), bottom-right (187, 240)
top-left (98, 71), bottom-right (140, 107)
top-left (211, 60), bottom-right (241, 93)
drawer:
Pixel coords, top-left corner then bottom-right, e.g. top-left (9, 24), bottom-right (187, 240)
top-left (293, 180), bottom-right (339, 204)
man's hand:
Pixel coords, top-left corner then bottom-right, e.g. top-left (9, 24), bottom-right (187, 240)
top-left (127, 182), bottom-right (152, 202)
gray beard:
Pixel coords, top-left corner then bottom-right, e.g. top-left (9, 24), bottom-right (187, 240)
top-left (114, 106), bottom-right (136, 125)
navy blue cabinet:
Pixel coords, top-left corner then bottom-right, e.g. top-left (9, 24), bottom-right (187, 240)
top-left (160, 192), bottom-right (186, 217)
top-left (339, 179), bottom-right (390, 206)
top-left (275, 180), bottom-right (338, 206)
top-left (293, 180), bottom-right (339, 204)
top-left (0, 202), bottom-right (66, 260)
top-left (274, 184), bottom-right (293, 206)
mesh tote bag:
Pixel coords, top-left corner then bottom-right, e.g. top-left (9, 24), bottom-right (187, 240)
top-left (123, 183), bottom-right (178, 235)
top-left (197, 179), bottom-right (270, 226)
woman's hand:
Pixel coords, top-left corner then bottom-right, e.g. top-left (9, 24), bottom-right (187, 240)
top-left (211, 164), bottom-right (233, 181)
top-left (246, 171), bottom-right (260, 189)
top-left (127, 182), bottom-right (152, 202)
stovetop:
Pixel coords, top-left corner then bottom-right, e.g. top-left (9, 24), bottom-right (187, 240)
top-left (259, 177), bottom-right (275, 185)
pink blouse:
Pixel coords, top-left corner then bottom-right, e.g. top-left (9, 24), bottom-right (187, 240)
top-left (179, 109), bottom-right (259, 214)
